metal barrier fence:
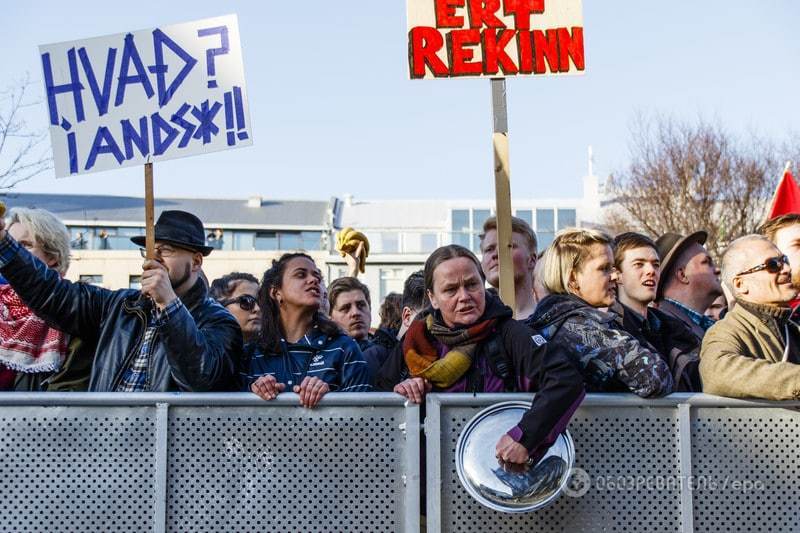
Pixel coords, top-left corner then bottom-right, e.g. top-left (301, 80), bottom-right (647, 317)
top-left (2, 392), bottom-right (800, 532)
top-left (0, 393), bottom-right (419, 533)
top-left (425, 393), bottom-right (800, 533)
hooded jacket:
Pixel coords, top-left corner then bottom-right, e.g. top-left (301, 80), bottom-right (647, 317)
top-left (377, 291), bottom-right (585, 454)
top-left (0, 236), bottom-right (241, 392)
top-left (610, 301), bottom-right (702, 392)
top-left (526, 294), bottom-right (673, 397)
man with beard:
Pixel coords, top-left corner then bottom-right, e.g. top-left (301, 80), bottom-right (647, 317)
top-left (611, 232), bottom-right (702, 391)
top-left (759, 214), bottom-right (800, 308)
top-left (0, 210), bottom-right (241, 392)
top-left (655, 231), bottom-right (724, 343)
top-left (479, 216), bottom-right (538, 320)
top-left (701, 235), bottom-right (800, 399)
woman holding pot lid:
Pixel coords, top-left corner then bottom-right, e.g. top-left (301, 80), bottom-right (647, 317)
top-left (377, 244), bottom-right (585, 465)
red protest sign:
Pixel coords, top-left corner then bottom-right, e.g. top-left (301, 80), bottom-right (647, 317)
top-left (407, 0), bottom-right (584, 79)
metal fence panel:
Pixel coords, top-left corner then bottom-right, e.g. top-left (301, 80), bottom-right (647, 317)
top-left (0, 405), bottom-right (157, 532)
top-left (166, 404), bottom-right (411, 532)
top-left (0, 393), bottom-right (418, 533)
top-left (691, 407), bottom-right (800, 533)
top-left (429, 396), bottom-right (682, 533)
top-left (426, 394), bottom-right (800, 533)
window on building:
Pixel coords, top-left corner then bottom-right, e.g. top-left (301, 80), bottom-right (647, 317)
top-left (536, 209), bottom-right (555, 249)
top-left (379, 268), bottom-right (406, 303)
top-left (233, 231), bottom-right (255, 251)
top-left (278, 232), bottom-right (301, 250)
top-left (254, 232), bottom-right (278, 251)
top-left (400, 232), bottom-right (437, 254)
top-left (129, 275), bottom-right (142, 290)
top-left (380, 232), bottom-right (400, 254)
top-left (420, 233), bottom-right (438, 253)
top-left (472, 209), bottom-right (491, 251)
top-left (79, 275), bottom-right (103, 286)
top-left (330, 266), bottom-right (349, 282)
top-left (557, 209), bottom-right (577, 230)
top-left (451, 209), bottom-right (471, 248)
top-left (361, 232), bottom-right (380, 254)
top-left (301, 231), bottom-right (322, 250)
top-left (90, 227), bottom-right (143, 251)
top-left (452, 209), bottom-right (469, 232)
top-left (515, 210), bottom-right (533, 227)
top-left (69, 227), bottom-right (89, 250)
top-left (206, 229), bottom-right (226, 250)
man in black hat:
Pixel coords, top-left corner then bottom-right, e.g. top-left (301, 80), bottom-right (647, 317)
top-left (0, 209), bottom-right (242, 392)
top-left (654, 230), bottom-right (723, 343)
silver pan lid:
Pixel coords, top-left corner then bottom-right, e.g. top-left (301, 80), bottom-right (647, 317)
top-left (455, 400), bottom-right (575, 513)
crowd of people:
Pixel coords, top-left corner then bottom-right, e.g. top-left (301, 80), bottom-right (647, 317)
top-left (2, 205), bottom-right (800, 466)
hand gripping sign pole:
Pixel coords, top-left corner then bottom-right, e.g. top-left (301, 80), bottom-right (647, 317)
top-left (490, 79), bottom-right (516, 312)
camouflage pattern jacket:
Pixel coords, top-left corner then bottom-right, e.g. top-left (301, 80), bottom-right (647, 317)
top-left (526, 294), bottom-right (674, 397)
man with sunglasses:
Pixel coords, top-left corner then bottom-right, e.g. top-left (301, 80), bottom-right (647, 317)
top-left (700, 235), bottom-right (800, 400)
top-left (0, 209), bottom-right (241, 392)
top-left (759, 213), bottom-right (800, 309)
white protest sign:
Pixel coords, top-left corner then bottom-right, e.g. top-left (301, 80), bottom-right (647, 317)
top-left (407, 0), bottom-right (584, 79)
top-left (39, 14), bottom-right (252, 178)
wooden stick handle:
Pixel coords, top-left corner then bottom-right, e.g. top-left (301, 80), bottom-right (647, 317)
top-left (490, 78), bottom-right (516, 315)
top-left (493, 132), bottom-right (516, 313)
top-left (145, 163), bottom-right (155, 260)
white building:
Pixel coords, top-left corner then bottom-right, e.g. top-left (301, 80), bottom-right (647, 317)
top-left (5, 159), bottom-right (603, 325)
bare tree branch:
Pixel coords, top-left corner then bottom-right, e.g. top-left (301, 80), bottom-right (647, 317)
top-left (0, 75), bottom-right (53, 190)
top-left (604, 115), bottom-right (784, 257)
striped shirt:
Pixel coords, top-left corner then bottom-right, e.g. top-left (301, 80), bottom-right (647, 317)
top-left (241, 325), bottom-right (372, 392)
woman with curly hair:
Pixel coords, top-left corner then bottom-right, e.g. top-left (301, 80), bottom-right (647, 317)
top-left (242, 253), bottom-right (372, 407)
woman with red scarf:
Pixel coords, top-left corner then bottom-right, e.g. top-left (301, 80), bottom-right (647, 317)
top-left (0, 208), bottom-right (72, 391)
top-left (376, 244), bottom-right (584, 466)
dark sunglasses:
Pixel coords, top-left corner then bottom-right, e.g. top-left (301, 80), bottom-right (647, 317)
top-left (736, 255), bottom-right (789, 277)
top-left (219, 294), bottom-right (258, 311)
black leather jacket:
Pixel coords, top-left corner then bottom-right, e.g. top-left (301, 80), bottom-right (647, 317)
top-left (0, 240), bottom-right (242, 392)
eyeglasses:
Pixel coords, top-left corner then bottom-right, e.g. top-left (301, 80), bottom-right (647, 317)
top-left (735, 255), bottom-right (789, 277)
top-left (139, 245), bottom-right (188, 258)
top-left (219, 294), bottom-right (258, 311)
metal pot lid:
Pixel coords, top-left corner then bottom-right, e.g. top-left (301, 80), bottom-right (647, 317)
top-left (455, 400), bottom-right (575, 513)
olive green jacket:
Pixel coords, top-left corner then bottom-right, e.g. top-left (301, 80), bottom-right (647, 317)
top-left (699, 299), bottom-right (800, 400)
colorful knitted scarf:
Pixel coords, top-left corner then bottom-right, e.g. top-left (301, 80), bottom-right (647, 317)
top-left (403, 314), bottom-right (496, 388)
top-left (0, 284), bottom-right (69, 375)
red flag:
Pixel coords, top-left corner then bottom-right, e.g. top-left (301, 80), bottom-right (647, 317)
top-left (768, 166), bottom-right (800, 219)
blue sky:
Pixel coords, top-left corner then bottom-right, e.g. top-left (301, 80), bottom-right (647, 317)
top-left (2, 1), bottom-right (798, 201)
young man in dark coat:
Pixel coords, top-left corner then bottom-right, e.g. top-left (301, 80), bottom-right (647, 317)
top-left (611, 232), bottom-right (701, 391)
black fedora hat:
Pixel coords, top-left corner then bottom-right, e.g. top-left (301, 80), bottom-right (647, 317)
top-left (131, 210), bottom-right (214, 256)
top-left (655, 230), bottom-right (707, 299)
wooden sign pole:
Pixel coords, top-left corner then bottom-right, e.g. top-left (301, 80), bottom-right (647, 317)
top-left (144, 163), bottom-right (155, 260)
top-left (490, 78), bottom-right (516, 314)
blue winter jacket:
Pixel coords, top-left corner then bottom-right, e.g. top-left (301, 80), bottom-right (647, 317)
top-left (241, 325), bottom-right (372, 392)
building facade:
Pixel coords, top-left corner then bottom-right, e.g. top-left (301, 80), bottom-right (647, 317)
top-left (3, 164), bottom-right (603, 325)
